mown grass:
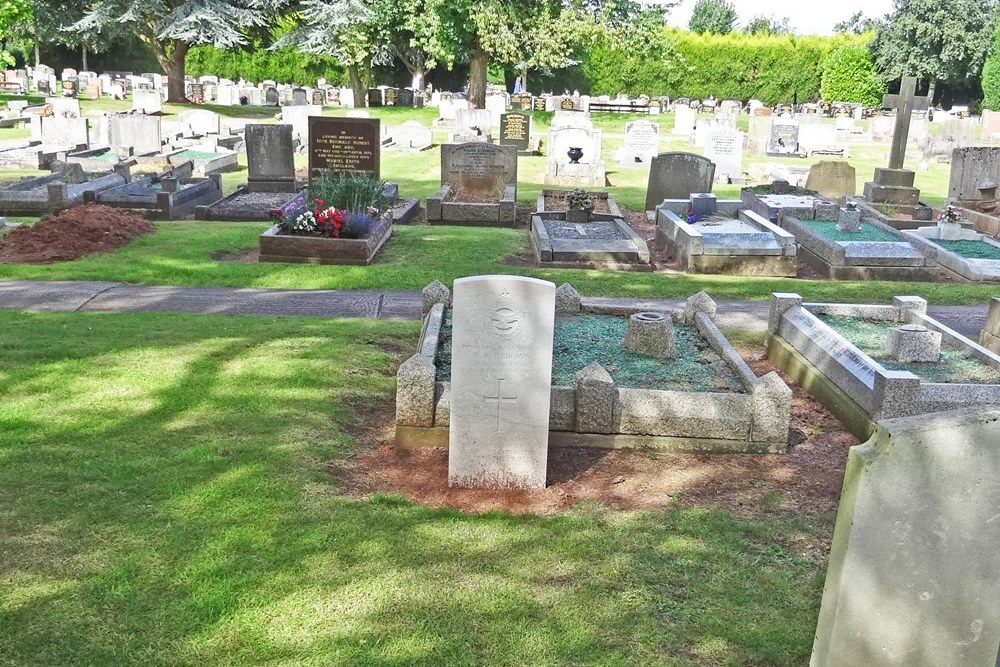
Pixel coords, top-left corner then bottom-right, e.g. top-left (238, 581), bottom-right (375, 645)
top-left (0, 311), bottom-right (828, 666)
top-left (0, 222), bottom-right (997, 304)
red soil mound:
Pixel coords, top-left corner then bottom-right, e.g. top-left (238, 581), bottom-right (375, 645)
top-left (0, 204), bottom-right (155, 264)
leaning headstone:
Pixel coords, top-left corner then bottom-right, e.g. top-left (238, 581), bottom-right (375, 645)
top-left (645, 152), bottom-right (716, 210)
top-left (448, 276), bottom-right (556, 490)
top-left (811, 407), bottom-right (1000, 667)
top-left (245, 124), bottom-right (296, 192)
top-left (307, 116), bottom-right (381, 185)
top-left (805, 161), bottom-right (857, 200)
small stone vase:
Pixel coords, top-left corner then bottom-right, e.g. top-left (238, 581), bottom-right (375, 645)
top-left (567, 147), bottom-right (584, 164)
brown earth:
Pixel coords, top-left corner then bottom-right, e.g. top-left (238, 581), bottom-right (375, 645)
top-left (0, 204), bottom-right (155, 264)
top-left (335, 345), bottom-right (858, 520)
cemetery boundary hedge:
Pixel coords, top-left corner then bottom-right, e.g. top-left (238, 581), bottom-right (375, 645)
top-left (581, 31), bottom-right (869, 104)
top-left (186, 46), bottom-right (346, 86)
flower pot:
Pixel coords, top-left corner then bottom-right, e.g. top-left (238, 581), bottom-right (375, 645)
top-left (567, 147), bottom-right (584, 164)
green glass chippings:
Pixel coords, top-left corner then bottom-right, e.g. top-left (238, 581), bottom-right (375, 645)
top-left (803, 219), bottom-right (901, 243)
top-left (818, 315), bottom-right (1000, 384)
top-left (435, 311), bottom-right (744, 392)
top-left (930, 239), bottom-right (1000, 260)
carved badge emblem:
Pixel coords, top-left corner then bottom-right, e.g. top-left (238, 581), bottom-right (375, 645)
top-left (486, 291), bottom-right (524, 340)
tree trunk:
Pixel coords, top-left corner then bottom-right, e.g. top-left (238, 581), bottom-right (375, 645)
top-left (348, 63), bottom-right (367, 108)
top-left (33, 41), bottom-right (39, 68)
top-left (82, 46), bottom-right (87, 72)
top-left (150, 37), bottom-right (189, 103)
top-left (520, 64), bottom-right (528, 94)
top-left (926, 79), bottom-right (937, 105)
top-left (467, 47), bottom-right (488, 109)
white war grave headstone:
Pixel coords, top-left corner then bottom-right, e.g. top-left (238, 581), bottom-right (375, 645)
top-left (448, 276), bottom-right (555, 490)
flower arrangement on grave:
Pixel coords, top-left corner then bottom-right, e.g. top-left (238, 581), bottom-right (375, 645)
top-left (272, 171), bottom-right (392, 240)
top-left (564, 188), bottom-right (596, 223)
top-left (939, 205), bottom-right (963, 224)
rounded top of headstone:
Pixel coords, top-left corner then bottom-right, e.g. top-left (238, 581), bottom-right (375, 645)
top-left (900, 324), bottom-right (928, 333)
top-left (632, 311), bottom-right (668, 323)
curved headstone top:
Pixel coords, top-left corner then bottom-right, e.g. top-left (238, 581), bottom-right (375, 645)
top-left (645, 152), bottom-right (716, 210)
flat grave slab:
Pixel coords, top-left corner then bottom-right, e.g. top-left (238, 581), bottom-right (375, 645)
top-left (197, 188), bottom-right (306, 222)
top-left (86, 174), bottom-right (222, 219)
top-left (781, 203), bottom-right (938, 281)
top-left (530, 215), bottom-right (650, 269)
top-left (741, 185), bottom-right (830, 223)
top-left (767, 293), bottom-right (1000, 439)
top-left (396, 285), bottom-right (792, 453)
top-left (655, 196), bottom-right (796, 276)
top-left (166, 147), bottom-right (239, 176)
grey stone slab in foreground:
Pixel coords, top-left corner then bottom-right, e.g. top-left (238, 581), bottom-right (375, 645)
top-left (0, 280), bottom-right (120, 312)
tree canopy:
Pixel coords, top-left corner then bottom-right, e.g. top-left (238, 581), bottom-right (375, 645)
top-left (688, 0), bottom-right (737, 35)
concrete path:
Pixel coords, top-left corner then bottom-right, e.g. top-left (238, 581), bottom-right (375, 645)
top-left (0, 279), bottom-right (990, 337)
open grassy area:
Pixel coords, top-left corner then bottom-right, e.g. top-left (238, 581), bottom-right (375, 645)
top-left (0, 310), bottom-right (828, 666)
top-left (0, 222), bottom-right (997, 305)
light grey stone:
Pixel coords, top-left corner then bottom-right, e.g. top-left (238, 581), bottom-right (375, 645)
top-left (768, 292), bottom-right (804, 333)
top-left (421, 280), bottom-right (451, 315)
top-left (982, 298), bottom-right (1000, 354)
top-left (811, 407), bottom-right (1000, 667)
top-left (614, 388), bottom-right (751, 439)
top-left (886, 324), bottom-right (941, 363)
top-left (750, 372), bottom-right (792, 445)
top-left (448, 276), bottom-right (555, 489)
top-left (623, 312), bottom-right (676, 360)
top-left (893, 295), bottom-right (928, 317)
top-left (395, 354), bottom-right (436, 427)
top-left (433, 382), bottom-right (450, 427)
top-left (554, 283), bottom-right (581, 313)
top-left (805, 160), bottom-right (856, 199)
top-left (683, 291), bottom-right (718, 324)
top-left (549, 386), bottom-right (576, 430)
top-left (574, 361), bottom-right (616, 434)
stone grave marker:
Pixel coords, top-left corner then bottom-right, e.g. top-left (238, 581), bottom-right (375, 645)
top-left (448, 276), bottom-right (555, 490)
top-left (864, 76), bottom-right (930, 206)
top-left (673, 104), bottom-right (696, 136)
top-left (389, 120), bottom-right (432, 151)
top-left (245, 124), bottom-right (296, 192)
top-left (454, 108), bottom-right (493, 141)
top-left (645, 152), bottom-right (715, 210)
top-left (499, 112), bottom-right (531, 152)
top-left (485, 94), bottom-right (507, 129)
top-left (180, 109), bottom-right (220, 136)
top-left (703, 127), bottom-right (744, 181)
top-left (805, 161), bottom-right (857, 199)
top-left (61, 78), bottom-right (77, 97)
top-left (617, 119), bottom-right (659, 167)
top-left (311, 90), bottom-right (325, 106)
top-left (281, 104), bottom-right (322, 146)
top-left (398, 88), bottom-right (414, 107)
top-left (384, 87), bottom-right (398, 106)
top-left (948, 147), bottom-right (1000, 208)
top-left (767, 119), bottom-right (800, 156)
top-left (291, 87), bottom-right (307, 105)
top-left (441, 143), bottom-right (517, 199)
top-left (545, 112), bottom-right (604, 186)
top-left (46, 96), bottom-right (80, 118)
top-left (264, 87), bottom-right (279, 106)
top-left (109, 114), bottom-right (162, 155)
top-left (40, 116), bottom-right (88, 146)
top-left (132, 89), bottom-right (162, 114)
top-left (307, 116), bottom-right (381, 185)
top-left (811, 408), bottom-right (1000, 667)
top-left (367, 88), bottom-right (383, 107)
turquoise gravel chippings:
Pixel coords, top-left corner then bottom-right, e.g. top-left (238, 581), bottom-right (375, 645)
top-left (818, 315), bottom-right (1000, 384)
top-left (435, 311), bottom-right (744, 392)
top-left (930, 238), bottom-right (1000, 260)
top-left (805, 219), bottom-right (901, 243)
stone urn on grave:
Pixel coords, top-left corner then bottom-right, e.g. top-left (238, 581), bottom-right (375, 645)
top-left (567, 146), bottom-right (584, 164)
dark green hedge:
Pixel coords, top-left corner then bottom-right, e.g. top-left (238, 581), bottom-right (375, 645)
top-left (580, 30), bottom-right (870, 104)
top-left (983, 28), bottom-right (1000, 111)
top-left (186, 46), bottom-right (346, 86)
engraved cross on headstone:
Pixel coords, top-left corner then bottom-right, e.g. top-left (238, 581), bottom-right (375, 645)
top-left (882, 76), bottom-right (930, 170)
top-left (483, 377), bottom-right (518, 432)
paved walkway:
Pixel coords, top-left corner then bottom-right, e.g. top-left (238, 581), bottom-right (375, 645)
top-left (0, 280), bottom-right (990, 337)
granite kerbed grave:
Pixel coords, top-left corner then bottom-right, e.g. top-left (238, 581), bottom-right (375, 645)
top-left (85, 174), bottom-right (222, 219)
top-left (164, 147), bottom-right (239, 176)
top-left (767, 293), bottom-right (1000, 439)
top-left (426, 143), bottom-right (517, 226)
top-left (853, 199), bottom-right (937, 231)
top-left (0, 168), bottom-right (128, 215)
top-left (740, 183), bottom-right (830, 223)
top-left (396, 283), bottom-right (792, 453)
top-left (780, 201), bottom-right (938, 281)
top-left (655, 194), bottom-right (796, 276)
top-left (903, 220), bottom-right (1000, 282)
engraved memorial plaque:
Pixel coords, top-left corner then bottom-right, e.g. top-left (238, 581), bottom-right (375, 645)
top-left (308, 116), bottom-right (381, 185)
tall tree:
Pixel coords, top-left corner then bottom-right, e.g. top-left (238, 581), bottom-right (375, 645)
top-left (71, 0), bottom-right (287, 102)
top-left (983, 27), bottom-right (1000, 110)
top-left (745, 15), bottom-right (790, 36)
top-left (0, 0), bottom-right (31, 67)
top-left (872, 0), bottom-right (999, 102)
top-left (834, 11), bottom-right (882, 35)
top-left (688, 0), bottom-right (737, 35)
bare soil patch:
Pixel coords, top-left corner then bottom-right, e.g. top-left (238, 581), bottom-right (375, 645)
top-left (335, 346), bottom-right (857, 519)
top-left (0, 204), bottom-right (155, 264)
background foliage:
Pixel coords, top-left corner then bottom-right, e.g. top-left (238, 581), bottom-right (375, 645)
top-left (820, 40), bottom-right (885, 107)
top-left (186, 45), bottom-right (346, 84)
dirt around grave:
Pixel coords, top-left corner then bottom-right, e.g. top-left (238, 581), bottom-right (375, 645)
top-left (0, 204), bottom-right (155, 264)
top-left (335, 345), bottom-right (858, 521)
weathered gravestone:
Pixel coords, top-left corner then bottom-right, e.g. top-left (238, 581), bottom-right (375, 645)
top-left (448, 276), bottom-right (556, 489)
top-left (645, 152), bottom-right (715, 210)
top-left (291, 87), bottom-right (307, 106)
top-left (805, 161), bottom-right (857, 200)
top-left (499, 112), bottom-right (531, 152)
top-left (40, 116), bottom-right (89, 147)
top-left (703, 127), bottom-right (744, 182)
top-left (427, 143), bottom-right (518, 226)
top-left (388, 120), bottom-right (432, 151)
top-left (863, 76), bottom-right (930, 206)
top-left (545, 111), bottom-right (605, 187)
top-left (811, 407), bottom-right (1000, 667)
top-left (307, 116), bottom-right (380, 186)
top-left (948, 147), bottom-right (1000, 209)
top-left (109, 114), bottom-right (162, 155)
top-left (131, 89), bottom-right (162, 114)
top-left (767, 119), bottom-right (800, 156)
top-left (617, 119), bottom-right (659, 167)
top-left (311, 90), bottom-right (324, 106)
top-left (981, 298), bottom-right (1000, 355)
top-left (264, 87), bottom-right (279, 106)
top-left (179, 109), bottom-right (220, 137)
top-left (245, 124), bottom-right (296, 192)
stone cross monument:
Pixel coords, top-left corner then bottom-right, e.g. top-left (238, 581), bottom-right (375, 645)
top-left (863, 76), bottom-right (930, 207)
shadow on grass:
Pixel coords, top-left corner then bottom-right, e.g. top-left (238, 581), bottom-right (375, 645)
top-left (0, 311), bottom-right (824, 667)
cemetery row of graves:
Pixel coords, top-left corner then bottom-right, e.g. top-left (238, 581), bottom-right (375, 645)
top-left (1, 65), bottom-right (999, 666)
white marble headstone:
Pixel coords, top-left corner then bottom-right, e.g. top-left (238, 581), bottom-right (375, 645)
top-left (704, 127), bottom-right (744, 181)
top-left (448, 275), bottom-right (555, 490)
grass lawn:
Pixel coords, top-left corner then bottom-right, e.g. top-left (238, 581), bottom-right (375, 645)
top-left (0, 222), bottom-right (997, 305)
top-left (0, 311), bottom-right (827, 666)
